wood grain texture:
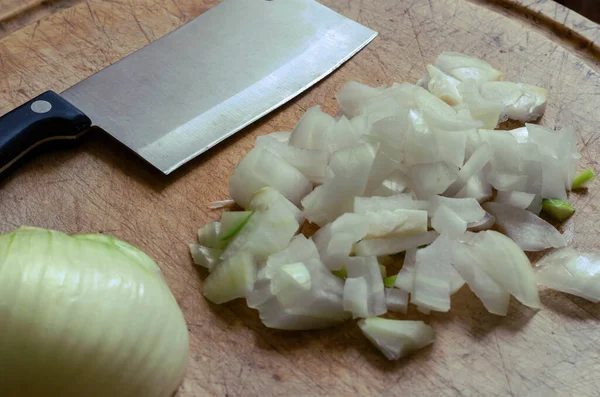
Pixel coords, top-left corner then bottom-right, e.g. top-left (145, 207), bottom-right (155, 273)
top-left (0, 0), bottom-right (84, 39)
top-left (1, 1), bottom-right (600, 396)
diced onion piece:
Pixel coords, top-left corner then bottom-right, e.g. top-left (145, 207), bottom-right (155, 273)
top-left (478, 129), bottom-right (521, 173)
top-left (527, 195), bottom-right (543, 215)
top-left (411, 234), bottom-right (464, 312)
top-left (542, 198), bottom-right (575, 222)
top-left (445, 143), bottom-right (492, 197)
top-left (524, 124), bottom-right (579, 196)
top-left (343, 277), bottom-right (370, 318)
top-left (229, 147), bottom-right (312, 208)
top-left (363, 209), bottom-right (428, 238)
top-left (354, 194), bottom-right (428, 213)
top-left (431, 204), bottom-right (467, 237)
top-left (402, 111), bottom-right (441, 166)
top-left (350, 113), bottom-right (371, 135)
top-left (264, 131), bottom-right (291, 143)
top-left (416, 70), bottom-right (430, 89)
top-left (346, 257), bottom-right (387, 317)
top-left (271, 262), bottom-right (312, 307)
top-left (395, 248), bottom-right (417, 293)
top-left (203, 252), bottom-right (257, 304)
top-left (455, 168), bottom-right (493, 202)
top-left (542, 160), bottom-right (569, 201)
top-left (519, 158), bottom-right (544, 197)
top-left (410, 162), bottom-right (459, 199)
top-left (219, 211), bottom-right (254, 241)
top-left (422, 64), bottom-right (462, 106)
top-left (429, 196), bottom-right (486, 223)
top-left (385, 288), bottom-right (409, 313)
top-left (487, 170), bottom-right (527, 192)
top-left (467, 212), bottom-right (495, 232)
top-left (208, 199), bottom-right (235, 209)
top-left (197, 221), bottom-right (224, 249)
top-left (312, 214), bottom-right (369, 270)
top-left (363, 142), bottom-right (407, 194)
top-left (336, 81), bottom-right (387, 118)
top-left (358, 318), bottom-right (434, 360)
top-left (496, 190), bottom-right (536, 210)
top-left (509, 126), bottom-right (529, 143)
top-left (535, 248), bottom-right (600, 302)
top-left (429, 196), bottom-right (485, 236)
top-left (456, 79), bottom-right (503, 129)
top-left (479, 81), bottom-right (547, 123)
top-left (464, 127), bottom-right (483, 158)
top-left (433, 128), bottom-right (467, 168)
top-left (311, 209), bottom-right (423, 270)
top-left (289, 105), bottom-right (335, 150)
top-left (370, 170), bottom-right (410, 196)
top-left (468, 231), bottom-right (540, 308)
top-left (255, 135), bottom-right (329, 183)
top-left (248, 187), bottom-right (304, 224)
top-left (251, 298), bottom-right (348, 330)
top-left (354, 231), bottom-right (438, 257)
top-left (222, 197), bottom-right (300, 262)
top-left (483, 202), bottom-right (566, 251)
top-left (328, 142), bottom-right (378, 178)
top-left (247, 236), bottom-right (350, 330)
top-left (386, 82), bottom-right (421, 108)
top-left (189, 244), bottom-right (222, 272)
top-left (260, 235), bottom-right (321, 279)
top-left (249, 284), bottom-right (348, 329)
top-left (369, 115), bottom-right (408, 149)
top-left (450, 239), bottom-right (510, 315)
top-left (312, 225), bottom-right (342, 271)
top-left (358, 93), bottom-right (403, 124)
top-left (327, 115), bottom-right (362, 152)
top-left (572, 169), bottom-right (595, 189)
top-left (302, 143), bottom-right (378, 226)
top-left (414, 86), bottom-right (482, 131)
top-left (435, 52), bottom-right (503, 82)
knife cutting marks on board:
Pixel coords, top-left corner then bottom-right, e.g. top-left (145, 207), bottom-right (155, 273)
top-left (0, 0), bottom-right (377, 175)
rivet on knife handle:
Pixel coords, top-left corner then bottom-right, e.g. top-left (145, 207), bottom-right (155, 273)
top-left (0, 91), bottom-right (92, 175)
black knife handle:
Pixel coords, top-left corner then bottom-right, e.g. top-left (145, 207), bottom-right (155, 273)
top-left (0, 91), bottom-right (92, 175)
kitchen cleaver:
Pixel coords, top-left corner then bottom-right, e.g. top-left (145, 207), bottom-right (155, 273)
top-left (0, 0), bottom-right (376, 175)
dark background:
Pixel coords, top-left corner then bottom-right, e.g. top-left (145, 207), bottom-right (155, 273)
top-left (557, 0), bottom-right (600, 23)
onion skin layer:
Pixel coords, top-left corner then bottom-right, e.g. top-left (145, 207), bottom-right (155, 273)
top-left (0, 227), bottom-right (189, 397)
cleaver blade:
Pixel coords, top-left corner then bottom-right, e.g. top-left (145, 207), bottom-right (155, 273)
top-left (0, 0), bottom-right (376, 175)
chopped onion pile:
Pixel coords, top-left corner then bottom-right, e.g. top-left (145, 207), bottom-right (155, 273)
top-left (192, 52), bottom-right (596, 361)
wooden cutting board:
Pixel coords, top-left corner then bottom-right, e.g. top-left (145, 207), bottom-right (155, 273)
top-left (0, 0), bottom-right (83, 38)
top-left (1, 1), bottom-right (600, 396)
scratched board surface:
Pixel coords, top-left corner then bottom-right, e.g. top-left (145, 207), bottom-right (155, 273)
top-left (1, 1), bottom-right (600, 396)
top-left (0, 0), bottom-right (83, 38)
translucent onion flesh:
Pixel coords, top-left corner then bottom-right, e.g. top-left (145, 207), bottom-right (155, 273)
top-left (200, 51), bottom-right (586, 359)
top-left (358, 318), bottom-right (434, 360)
